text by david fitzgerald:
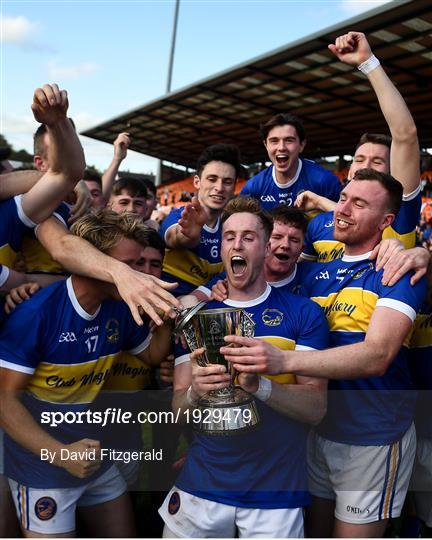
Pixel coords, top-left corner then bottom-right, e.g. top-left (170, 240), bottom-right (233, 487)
top-left (41, 448), bottom-right (163, 465)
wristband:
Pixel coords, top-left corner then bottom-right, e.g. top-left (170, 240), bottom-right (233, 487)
top-left (358, 54), bottom-right (380, 75)
top-left (253, 377), bottom-right (272, 402)
top-left (186, 385), bottom-right (198, 407)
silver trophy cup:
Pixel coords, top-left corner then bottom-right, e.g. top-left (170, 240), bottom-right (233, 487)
top-left (175, 302), bottom-right (260, 435)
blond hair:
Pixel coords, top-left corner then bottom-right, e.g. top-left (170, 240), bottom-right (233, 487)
top-left (70, 209), bottom-right (149, 252)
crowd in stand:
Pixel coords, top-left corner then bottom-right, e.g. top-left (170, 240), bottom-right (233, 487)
top-left (0, 31), bottom-right (431, 539)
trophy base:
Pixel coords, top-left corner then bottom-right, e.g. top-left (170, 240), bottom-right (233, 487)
top-left (195, 387), bottom-right (260, 435)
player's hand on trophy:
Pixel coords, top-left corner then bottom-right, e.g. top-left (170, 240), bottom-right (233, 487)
top-left (211, 278), bottom-right (228, 302)
top-left (190, 348), bottom-right (231, 398)
top-left (59, 439), bottom-right (101, 479)
top-left (221, 335), bottom-right (285, 375)
top-left (178, 197), bottom-right (207, 240)
top-left (237, 373), bottom-right (259, 393)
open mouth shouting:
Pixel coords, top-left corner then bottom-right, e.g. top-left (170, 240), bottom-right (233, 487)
top-left (231, 255), bottom-right (247, 276)
top-left (275, 154), bottom-right (289, 166)
top-left (273, 252), bottom-right (290, 262)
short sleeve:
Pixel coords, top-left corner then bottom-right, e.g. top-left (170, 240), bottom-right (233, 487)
top-left (0, 304), bottom-right (43, 374)
top-left (295, 299), bottom-right (330, 351)
top-left (160, 207), bottom-right (183, 243)
top-left (376, 272), bottom-right (427, 323)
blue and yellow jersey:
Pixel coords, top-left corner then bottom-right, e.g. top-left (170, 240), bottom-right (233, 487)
top-left (175, 285), bottom-right (329, 509)
top-left (196, 263), bottom-right (305, 299)
top-left (0, 277), bottom-right (150, 488)
top-left (22, 203), bottom-right (71, 275)
top-left (94, 351), bottom-right (153, 452)
top-left (241, 158), bottom-right (341, 212)
top-left (301, 253), bottom-right (426, 445)
top-left (161, 207), bottom-right (224, 295)
top-left (409, 302), bottom-right (432, 439)
top-left (0, 196), bottom-right (36, 268)
top-left (302, 189), bottom-right (422, 263)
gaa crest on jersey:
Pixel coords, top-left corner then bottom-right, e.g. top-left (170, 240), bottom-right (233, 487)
top-left (352, 263), bottom-right (374, 280)
top-left (168, 491), bottom-right (181, 515)
top-left (106, 319), bottom-right (120, 343)
top-left (262, 308), bottom-right (283, 326)
top-left (35, 496), bottom-right (57, 521)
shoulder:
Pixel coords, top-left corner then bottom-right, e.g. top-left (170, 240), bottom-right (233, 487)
top-left (244, 167), bottom-right (272, 185)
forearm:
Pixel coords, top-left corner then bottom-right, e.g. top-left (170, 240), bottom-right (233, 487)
top-left (172, 388), bottom-right (193, 424)
top-left (366, 65), bottom-right (417, 142)
top-left (101, 157), bottom-right (122, 201)
top-left (284, 341), bottom-right (388, 379)
top-left (143, 323), bottom-right (173, 366)
top-left (264, 379), bottom-right (327, 425)
top-left (47, 117), bottom-right (85, 180)
top-left (0, 171), bottom-right (43, 199)
top-left (43, 226), bottom-right (124, 285)
top-left (0, 393), bottom-right (63, 465)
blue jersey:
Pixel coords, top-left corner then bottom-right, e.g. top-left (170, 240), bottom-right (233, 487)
top-left (22, 203), bottom-right (71, 275)
top-left (196, 263), bottom-right (305, 298)
top-left (0, 196), bottom-right (35, 267)
top-left (160, 207), bottom-right (224, 295)
top-left (303, 190), bottom-right (422, 263)
top-left (0, 278), bottom-right (150, 488)
top-left (96, 352), bottom-right (153, 452)
top-left (301, 254), bottom-right (426, 445)
top-left (409, 302), bottom-right (432, 439)
top-left (241, 159), bottom-right (341, 211)
top-left (175, 285), bottom-right (329, 509)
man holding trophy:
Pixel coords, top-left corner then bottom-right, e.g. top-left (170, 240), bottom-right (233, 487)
top-left (159, 196), bottom-right (329, 538)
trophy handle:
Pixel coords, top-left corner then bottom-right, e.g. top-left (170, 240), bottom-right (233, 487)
top-left (241, 311), bottom-right (255, 338)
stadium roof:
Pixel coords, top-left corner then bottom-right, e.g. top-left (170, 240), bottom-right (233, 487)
top-left (82, 0), bottom-right (432, 171)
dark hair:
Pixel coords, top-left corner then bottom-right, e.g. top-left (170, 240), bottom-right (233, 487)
top-left (33, 118), bottom-right (76, 156)
top-left (140, 178), bottom-right (157, 197)
top-left (269, 205), bottom-right (307, 234)
top-left (221, 196), bottom-right (273, 240)
top-left (355, 133), bottom-right (391, 151)
top-left (196, 144), bottom-right (242, 178)
top-left (111, 177), bottom-right (148, 198)
top-left (145, 228), bottom-right (165, 258)
top-left (352, 168), bottom-right (402, 215)
top-left (259, 113), bottom-right (305, 142)
top-left (33, 124), bottom-right (48, 157)
top-left (83, 168), bottom-right (102, 184)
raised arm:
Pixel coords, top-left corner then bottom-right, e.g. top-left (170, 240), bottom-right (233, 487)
top-left (329, 31), bottom-right (419, 195)
top-left (21, 84), bottom-right (85, 223)
top-left (165, 197), bottom-right (207, 249)
top-left (101, 132), bottom-right (130, 201)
